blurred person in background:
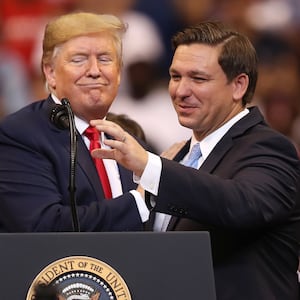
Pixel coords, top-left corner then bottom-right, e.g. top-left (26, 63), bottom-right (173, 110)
top-left (0, 14), bottom-right (32, 118)
top-left (0, 0), bottom-right (74, 74)
top-left (255, 33), bottom-right (300, 156)
top-left (0, 0), bottom-right (74, 100)
top-left (135, 0), bottom-right (218, 80)
top-left (209, 0), bottom-right (300, 156)
top-left (106, 112), bottom-right (147, 143)
top-left (109, 28), bottom-right (191, 154)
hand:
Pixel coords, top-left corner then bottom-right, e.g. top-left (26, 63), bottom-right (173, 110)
top-left (90, 119), bottom-right (148, 177)
top-left (160, 140), bottom-right (186, 160)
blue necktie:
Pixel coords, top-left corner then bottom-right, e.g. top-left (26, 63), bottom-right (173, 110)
top-left (183, 142), bottom-right (202, 169)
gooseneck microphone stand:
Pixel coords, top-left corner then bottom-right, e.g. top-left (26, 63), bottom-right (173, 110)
top-left (50, 98), bottom-right (80, 232)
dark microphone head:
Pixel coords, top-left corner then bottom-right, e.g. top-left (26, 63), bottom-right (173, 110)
top-left (49, 104), bottom-right (69, 129)
top-left (61, 97), bottom-right (70, 106)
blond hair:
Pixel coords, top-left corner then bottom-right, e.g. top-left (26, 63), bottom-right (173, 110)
top-left (42, 12), bottom-right (126, 67)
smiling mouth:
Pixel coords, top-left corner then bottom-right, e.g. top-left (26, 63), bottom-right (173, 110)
top-left (78, 83), bottom-right (108, 87)
top-left (176, 103), bottom-right (198, 115)
top-left (178, 103), bottom-right (197, 109)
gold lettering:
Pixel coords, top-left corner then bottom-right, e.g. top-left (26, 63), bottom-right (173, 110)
top-left (40, 271), bottom-right (55, 283)
top-left (39, 260), bottom-right (76, 284)
top-left (52, 266), bottom-right (59, 275)
top-left (106, 272), bottom-right (127, 298)
top-left (60, 260), bottom-right (75, 272)
top-left (106, 273), bottom-right (122, 289)
top-left (116, 290), bottom-right (127, 299)
top-left (89, 263), bottom-right (103, 273)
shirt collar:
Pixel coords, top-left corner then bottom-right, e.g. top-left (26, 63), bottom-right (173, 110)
top-left (190, 108), bottom-right (249, 161)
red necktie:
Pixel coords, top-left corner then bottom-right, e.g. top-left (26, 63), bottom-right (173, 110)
top-left (84, 126), bottom-right (112, 199)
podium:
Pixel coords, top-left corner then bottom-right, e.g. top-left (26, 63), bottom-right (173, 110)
top-left (0, 231), bottom-right (216, 299)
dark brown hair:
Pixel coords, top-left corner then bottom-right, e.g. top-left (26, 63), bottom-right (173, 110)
top-left (171, 21), bottom-right (258, 105)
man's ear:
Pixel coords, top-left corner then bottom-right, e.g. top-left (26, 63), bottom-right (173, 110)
top-left (43, 63), bottom-right (56, 89)
top-left (232, 73), bottom-right (249, 102)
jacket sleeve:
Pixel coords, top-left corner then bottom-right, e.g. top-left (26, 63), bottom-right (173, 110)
top-left (154, 132), bottom-right (300, 230)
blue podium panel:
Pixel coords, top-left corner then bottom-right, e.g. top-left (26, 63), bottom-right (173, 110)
top-left (0, 231), bottom-right (216, 300)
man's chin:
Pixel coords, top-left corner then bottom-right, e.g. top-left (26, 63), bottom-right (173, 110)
top-left (178, 116), bottom-right (194, 129)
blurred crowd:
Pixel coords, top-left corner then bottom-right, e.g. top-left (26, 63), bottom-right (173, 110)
top-left (0, 0), bottom-right (300, 154)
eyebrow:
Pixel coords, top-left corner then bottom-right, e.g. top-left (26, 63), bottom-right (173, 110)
top-left (69, 50), bottom-right (112, 56)
top-left (169, 68), bottom-right (210, 77)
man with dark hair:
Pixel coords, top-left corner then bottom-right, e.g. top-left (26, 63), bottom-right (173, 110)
top-left (91, 21), bottom-right (300, 299)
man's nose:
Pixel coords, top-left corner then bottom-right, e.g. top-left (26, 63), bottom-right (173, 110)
top-left (86, 57), bottom-right (101, 77)
top-left (175, 78), bottom-right (192, 97)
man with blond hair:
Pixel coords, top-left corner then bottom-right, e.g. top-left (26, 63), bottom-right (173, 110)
top-left (0, 12), bottom-right (149, 232)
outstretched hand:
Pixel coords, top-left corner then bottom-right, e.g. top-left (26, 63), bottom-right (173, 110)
top-left (90, 119), bottom-right (148, 177)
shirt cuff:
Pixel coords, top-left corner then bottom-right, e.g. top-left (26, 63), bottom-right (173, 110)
top-left (130, 190), bottom-right (149, 222)
top-left (133, 152), bottom-right (162, 195)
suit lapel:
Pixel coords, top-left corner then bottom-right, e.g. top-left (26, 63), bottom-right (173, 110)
top-left (44, 97), bottom-right (107, 199)
top-left (173, 140), bottom-right (191, 162)
top-left (157, 134), bottom-right (233, 230)
top-left (200, 135), bottom-right (233, 172)
top-left (200, 106), bottom-right (265, 173)
top-left (167, 106), bottom-right (265, 231)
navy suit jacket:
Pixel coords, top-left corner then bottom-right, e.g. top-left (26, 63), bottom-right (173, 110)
top-left (147, 107), bottom-right (300, 300)
top-left (0, 97), bottom-right (143, 232)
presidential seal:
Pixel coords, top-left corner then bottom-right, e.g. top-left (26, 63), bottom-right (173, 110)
top-left (26, 256), bottom-right (132, 300)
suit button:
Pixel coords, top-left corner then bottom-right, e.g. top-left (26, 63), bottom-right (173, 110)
top-left (179, 208), bottom-right (185, 214)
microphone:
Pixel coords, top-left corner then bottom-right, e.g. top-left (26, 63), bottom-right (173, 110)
top-left (49, 104), bottom-right (69, 129)
top-left (49, 98), bottom-right (80, 232)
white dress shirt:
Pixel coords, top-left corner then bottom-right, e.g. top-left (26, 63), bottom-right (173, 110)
top-left (137, 109), bottom-right (250, 231)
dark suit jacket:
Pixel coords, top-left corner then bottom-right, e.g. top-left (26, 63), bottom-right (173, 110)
top-left (0, 96), bottom-right (143, 232)
top-left (147, 107), bottom-right (300, 300)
